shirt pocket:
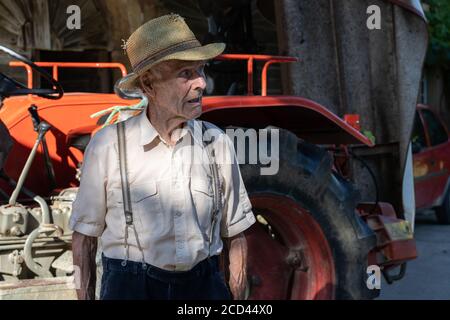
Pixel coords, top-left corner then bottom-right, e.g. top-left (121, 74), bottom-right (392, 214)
top-left (105, 188), bottom-right (126, 239)
top-left (129, 181), bottom-right (163, 235)
top-left (190, 177), bottom-right (214, 231)
top-left (108, 182), bottom-right (163, 236)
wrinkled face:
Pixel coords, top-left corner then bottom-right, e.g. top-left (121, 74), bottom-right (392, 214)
top-left (140, 60), bottom-right (207, 121)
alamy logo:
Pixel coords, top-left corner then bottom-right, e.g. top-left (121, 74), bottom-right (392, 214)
top-left (225, 128), bottom-right (279, 176)
top-left (367, 5), bottom-right (381, 30)
top-left (366, 265), bottom-right (381, 289)
top-left (66, 5), bottom-right (81, 30)
top-left (172, 126), bottom-right (280, 176)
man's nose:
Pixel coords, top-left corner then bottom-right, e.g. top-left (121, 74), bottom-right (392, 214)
top-left (193, 72), bottom-right (206, 92)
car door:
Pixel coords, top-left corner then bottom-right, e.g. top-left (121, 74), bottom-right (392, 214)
top-left (412, 111), bottom-right (436, 209)
top-left (419, 108), bottom-right (450, 206)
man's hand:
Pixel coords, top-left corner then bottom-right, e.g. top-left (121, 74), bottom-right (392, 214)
top-left (225, 232), bottom-right (249, 300)
top-left (72, 231), bottom-right (98, 300)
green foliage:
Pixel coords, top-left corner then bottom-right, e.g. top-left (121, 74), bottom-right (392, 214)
top-left (424, 0), bottom-right (450, 68)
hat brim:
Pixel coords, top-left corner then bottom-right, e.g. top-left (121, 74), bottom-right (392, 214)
top-left (117, 42), bottom-right (225, 91)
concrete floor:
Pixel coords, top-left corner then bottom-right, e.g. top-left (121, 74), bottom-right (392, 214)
top-left (378, 211), bottom-right (450, 300)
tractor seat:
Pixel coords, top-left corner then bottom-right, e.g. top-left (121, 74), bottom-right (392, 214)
top-left (66, 113), bottom-right (115, 152)
top-left (68, 134), bottom-right (91, 152)
top-left (0, 119), bottom-right (13, 171)
top-left (66, 125), bottom-right (98, 153)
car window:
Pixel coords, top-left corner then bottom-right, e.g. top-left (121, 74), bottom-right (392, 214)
top-left (421, 109), bottom-right (448, 146)
top-left (412, 112), bottom-right (427, 153)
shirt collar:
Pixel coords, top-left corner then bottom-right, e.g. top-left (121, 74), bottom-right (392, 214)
top-left (138, 107), bottom-right (159, 146)
top-left (138, 107), bottom-right (203, 146)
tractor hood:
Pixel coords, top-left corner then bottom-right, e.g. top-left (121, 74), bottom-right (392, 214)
top-left (1, 93), bottom-right (372, 147)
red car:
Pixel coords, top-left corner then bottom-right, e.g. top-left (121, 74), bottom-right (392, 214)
top-left (412, 104), bottom-right (450, 224)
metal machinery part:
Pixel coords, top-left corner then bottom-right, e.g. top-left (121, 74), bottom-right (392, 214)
top-left (0, 188), bottom-right (76, 281)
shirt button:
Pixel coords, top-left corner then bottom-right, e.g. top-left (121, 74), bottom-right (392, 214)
top-left (175, 211), bottom-right (182, 217)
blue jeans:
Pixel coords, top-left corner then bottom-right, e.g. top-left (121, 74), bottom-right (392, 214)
top-left (100, 255), bottom-right (231, 300)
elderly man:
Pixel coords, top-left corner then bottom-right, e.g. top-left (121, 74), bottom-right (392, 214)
top-left (69, 14), bottom-right (256, 300)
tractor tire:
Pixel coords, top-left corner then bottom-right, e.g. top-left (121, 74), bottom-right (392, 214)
top-left (237, 128), bottom-right (378, 300)
top-left (435, 190), bottom-right (450, 225)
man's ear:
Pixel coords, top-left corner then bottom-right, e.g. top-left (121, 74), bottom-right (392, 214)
top-left (139, 74), bottom-right (155, 98)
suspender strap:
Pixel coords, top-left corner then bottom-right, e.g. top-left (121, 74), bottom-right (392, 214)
top-left (202, 122), bottom-right (223, 256)
top-left (117, 121), bottom-right (146, 268)
top-left (117, 121), bottom-right (133, 225)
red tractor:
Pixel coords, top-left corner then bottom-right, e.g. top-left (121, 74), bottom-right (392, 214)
top-left (0, 46), bottom-right (416, 299)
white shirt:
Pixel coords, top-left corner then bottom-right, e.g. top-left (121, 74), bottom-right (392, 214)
top-left (69, 108), bottom-right (255, 271)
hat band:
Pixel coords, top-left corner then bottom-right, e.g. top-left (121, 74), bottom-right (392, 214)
top-left (133, 39), bottom-right (201, 73)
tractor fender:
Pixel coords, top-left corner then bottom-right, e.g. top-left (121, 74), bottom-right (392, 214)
top-left (200, 95), bottom-right (373, 146)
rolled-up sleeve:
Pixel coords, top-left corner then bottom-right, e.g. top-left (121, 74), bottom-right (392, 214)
top-left (219, 134), bottom-right (256, 238)
top-left (69, 136), bottom-right (107, 237)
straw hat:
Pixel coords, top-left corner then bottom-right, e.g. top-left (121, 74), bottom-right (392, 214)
top-left (117, 14), bottom-right (225, 91)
